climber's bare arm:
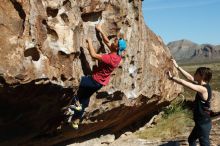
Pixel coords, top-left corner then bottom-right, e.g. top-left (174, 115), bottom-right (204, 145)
top-left (167, 71), bottom-right (207, 100)
top-left (121, 50), bottom-right (126, 58)
top-left (96, 24), bottom-right (111, 49)
top-left (171, 59), bottom-right (194, 82)
top-left (86, 38), bottom-right (102, 60)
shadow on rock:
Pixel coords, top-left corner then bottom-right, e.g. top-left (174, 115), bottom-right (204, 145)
top-left (160, 141), bottom-right (180, 146)
top-left (0, 79), bottom-right (74, 144)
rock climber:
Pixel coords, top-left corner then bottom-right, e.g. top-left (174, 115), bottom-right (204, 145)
top-left (65, 23), bottom-right (127, 129)
top-left (167, 59), bottom-right (212, 146)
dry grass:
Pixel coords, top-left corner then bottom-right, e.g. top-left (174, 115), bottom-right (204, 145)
top-left (136, 98), bottom-right (193, 140)
top-left (137, 112), bottom-right (193, 140)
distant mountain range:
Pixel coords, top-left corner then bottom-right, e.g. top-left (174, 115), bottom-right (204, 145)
top-left (167, 39), bottom-right (220, 64)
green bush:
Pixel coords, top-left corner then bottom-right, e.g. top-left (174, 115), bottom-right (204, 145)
top-left (163, 96), bottom-right (190, 119)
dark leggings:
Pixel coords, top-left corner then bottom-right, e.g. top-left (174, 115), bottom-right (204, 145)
top-left (188, 121), bottom-right (212, 146)
top-left (72, 76), bottom-right (102, 120)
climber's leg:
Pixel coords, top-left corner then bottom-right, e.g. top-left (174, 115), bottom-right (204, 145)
top-left (66, 83), bottom-right (102, 129)
top-left (69, 76), bottom-right (102, 111)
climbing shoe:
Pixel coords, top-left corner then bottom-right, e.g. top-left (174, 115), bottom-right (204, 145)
top-left (65, 108), bottom-right (74, 116)
top-left (69, 104), bottom-right (82, 111)
top-left (56, 125), bottom-right (62, 130)
top-left (71, 122), bottom-right (79, 129)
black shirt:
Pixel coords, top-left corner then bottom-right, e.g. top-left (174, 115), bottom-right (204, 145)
top-left (193, 84), bottom-right (212, 124)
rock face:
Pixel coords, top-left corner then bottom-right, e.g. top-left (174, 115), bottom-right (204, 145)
top-left (167, 39), bottom-right (220, 64)
top-left (0, 0), bottom-right (181, 145)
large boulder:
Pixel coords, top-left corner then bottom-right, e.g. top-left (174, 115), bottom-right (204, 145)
top-left (0, 0), bottom-right (181, 145)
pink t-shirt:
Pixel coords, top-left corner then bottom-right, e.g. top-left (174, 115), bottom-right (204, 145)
top-left (92, 53), bottom-right (122, 86)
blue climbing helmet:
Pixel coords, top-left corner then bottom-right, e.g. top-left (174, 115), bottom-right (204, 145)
top-left (118, 38), bottom-right (127, 55)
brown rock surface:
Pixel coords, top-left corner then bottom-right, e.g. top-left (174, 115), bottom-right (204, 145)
top-left (0, 0), bottom-right (181, 145)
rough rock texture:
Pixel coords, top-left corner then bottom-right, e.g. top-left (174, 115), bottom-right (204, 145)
top-left (167, 39), bottom-right (220, 64)
top-left (0, 0), bottom-right (181, 145)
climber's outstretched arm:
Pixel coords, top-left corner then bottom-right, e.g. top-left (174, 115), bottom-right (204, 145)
top-left (167, 71), bottom-right (207, 100)
top-left (171, 59), bottom-right (194, 82)
top-left (96, 24), bottom-right (111, 49)
top-left (86, 38), bottom-right (102, 60)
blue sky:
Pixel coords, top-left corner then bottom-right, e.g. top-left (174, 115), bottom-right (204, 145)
top-left (142, 0), bottom-right (220, 45)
